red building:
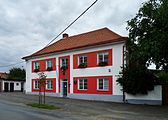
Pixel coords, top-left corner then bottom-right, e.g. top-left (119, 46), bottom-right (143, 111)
top-left (23, 28), bottom-right (162, 104)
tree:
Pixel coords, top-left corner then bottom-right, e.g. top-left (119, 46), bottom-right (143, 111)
top-left (117, 0), bottom-right (168, 95)
top-left (117, 66), bottom-right (155, 95)
top-left (127, 0), bottom-right (168, 70)
top-left (38, 72), bottom-right (47, 104)
top-left (8, 67), bottom-right (25, 80)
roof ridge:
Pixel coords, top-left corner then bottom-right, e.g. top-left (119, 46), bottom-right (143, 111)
top-left (65, 27), bottom-right (121, 39)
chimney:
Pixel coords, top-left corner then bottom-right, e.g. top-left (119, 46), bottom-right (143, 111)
top-left (63, 33), bottom-right (69, 39)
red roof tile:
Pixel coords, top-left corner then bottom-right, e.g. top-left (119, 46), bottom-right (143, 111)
top-left (0, 72), bottom-right (8, 79)
top-left (23, 27), bottom-right (127, 59)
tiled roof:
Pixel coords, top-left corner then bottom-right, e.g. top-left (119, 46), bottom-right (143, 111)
top-left (23, 27), bottom-right (127, 59)
top-left (0, 72), bottom-right (8, 79)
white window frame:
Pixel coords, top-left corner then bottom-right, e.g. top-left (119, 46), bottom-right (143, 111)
top-left (46, 80), bottom-right (53, 90)
top-left (60, 58), bottom-right (68, 67)
top-left (97, 78), bottom-right (109, 90)
top-left (34, 80), bottom-right (39, 89)
top-left (46, 60), bottom-right (52, 69)
top-left (78, 79), bottom-right (87, 90)
top-left (34, 62), bottom-right (40, 70)
top-left (78, 55), bottom-right (87, 65)
top-left (97, 52), bottom-right (109, 64)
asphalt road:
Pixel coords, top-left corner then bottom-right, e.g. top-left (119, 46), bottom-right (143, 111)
top-left (0, 100), bottom-right (67, 120)
top-left (0, 93), bottom-right (168, 120)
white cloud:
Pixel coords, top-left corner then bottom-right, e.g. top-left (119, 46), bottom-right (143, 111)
top-left (0, 0), bottom-right (148, 72)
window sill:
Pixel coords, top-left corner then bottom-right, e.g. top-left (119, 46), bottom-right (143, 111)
top-left (97, 89), bottom-right (109, 91)
top-left (34, 88), bottom-right (39, 90)
top-left (78, 89), bottom-right (87, 91)
top-left (46, 89), bottom-right (53, 90)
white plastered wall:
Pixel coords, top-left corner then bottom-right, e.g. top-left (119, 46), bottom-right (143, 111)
top-left (25, 42), bottom-right (124, 96)
top-left (126, 85), bottom-right (162, 101)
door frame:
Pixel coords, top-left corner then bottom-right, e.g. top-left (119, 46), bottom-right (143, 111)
top-left (10, 82), bottom-right (14, 92)
top-left (61, 79), bottom-right (68, 97)
top-left (4, 82), bottom-right (9, 92)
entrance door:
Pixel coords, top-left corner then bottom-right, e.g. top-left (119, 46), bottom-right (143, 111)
top-left (4, 82), bottom-right (9, 92)
top-left (62, 81), bottom-right (68, 97)
top-left (10, 83), bottom-right (14, 92)
top-left (21, 82), bottom-right (24, 92)
top-left (162, 85), bottom-right (168, 105)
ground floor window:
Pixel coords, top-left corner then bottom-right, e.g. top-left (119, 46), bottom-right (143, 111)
top-left (34, 80), bottom-right (39, 89)
top-left (46, 80), bottom-right (53, 90)
top-left (97, 78), bottom-right (109, 90)
top-left (78, 79), bottom-right (87, 90)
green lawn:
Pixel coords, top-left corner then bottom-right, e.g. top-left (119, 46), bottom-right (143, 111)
top-left (27, 103), bottom-right (60, 110)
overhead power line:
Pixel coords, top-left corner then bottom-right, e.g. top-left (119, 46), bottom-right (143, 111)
top-left (45, 0), bottom-right (98, 47)
top-left (0, 0), bottom-right (98, 68)
top-left (0, 61), bottom-right (25, 68)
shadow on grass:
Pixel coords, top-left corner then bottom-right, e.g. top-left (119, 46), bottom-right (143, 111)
top-left (27, 103), bottom-right (61, 110)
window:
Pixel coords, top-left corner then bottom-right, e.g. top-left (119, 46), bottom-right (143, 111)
top-left (78, 56), bottom-right (87, 65)
top-left (34, 80), bottom-right (39, 89)
top-left (46, 80), bottom-right (53, 90)
top-left (16, 83), bottom-right (19, 86)
top-left (34, 62), bottom-right (40, 70)
top-left (46, 60), bottom-right (52, 70)
top-left (97, 52), bottom-right (108, 66)
top-left (61, 58), bottom-right (68, 68)
top-left (78, 56), bottom-right (87, 68)
top-left (78, 79), bottom-right (87, 90)
top-left (98, 52), bottom-right (108, 63)
top-left (97, 78), bottom-right (109, 90)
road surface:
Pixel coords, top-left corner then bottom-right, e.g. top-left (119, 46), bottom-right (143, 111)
top-left (0, 93), bottom-right (168, 120)
top-left (0, 100), bottom-right (67, 120)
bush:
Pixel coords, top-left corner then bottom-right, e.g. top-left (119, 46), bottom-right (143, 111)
top-left (156, 71), bottom-right (168, 84)
top-left (117, 66), bottom-right (155, 95)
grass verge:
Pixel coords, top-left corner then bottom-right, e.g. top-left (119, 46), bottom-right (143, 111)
top-left (27, 103), bottom-right (60, 110)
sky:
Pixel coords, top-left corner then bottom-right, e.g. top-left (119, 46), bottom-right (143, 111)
top-left (0, 0), bottom-right (148, 72)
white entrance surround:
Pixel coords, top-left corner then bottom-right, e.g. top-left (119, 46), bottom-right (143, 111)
top-left (60, 79), bottom-right (68, 97)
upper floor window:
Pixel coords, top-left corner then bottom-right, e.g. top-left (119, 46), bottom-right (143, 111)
top-left (34, 80), bottom-right (39, 89)
top-left (97, 52), bottom-right (108, 66)
top-left (61, 58), bottom-right (68, 69)
top-left (34, 62), bottom-right (40, 72)
top-left (97, 78), bottom-right (109, 90)
top-left (78, 56), bottom-right (87, 68)
top-left (46, 80), bottom-right (53, 90)
top-left (78, 78), bottom-right (87, 90)
top-left (46, 60), bottom-right (52, 71)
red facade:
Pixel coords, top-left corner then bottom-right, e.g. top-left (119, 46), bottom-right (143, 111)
top-left (32, 78), bottom-right (56, 93)
top-left (32, 58), bottom-right (56, 72)
top-left (58, 56), bottom-right (70, 93)
top-left (73, 76), bottom-right (112, 94)
top-left (31, 49), bottom-right (114, 95)
top-left (73, 49), bottom-right (112, 69)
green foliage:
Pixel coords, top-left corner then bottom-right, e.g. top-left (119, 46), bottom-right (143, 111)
top-left (117, 66), bottom-right (155, 95)
top-left (8, 67), bottom-right (25, 80)
top-left (60, 66), bottom-right (68, 71)
top-left (117, 0), bottom-right (168, 94)
top-left (27, 103), bottom-right (60, 110)
top-left (127, 0), bottom-right (168, 70)
top-left (38, 72), bottom-right (47, 81)
top-left (38, 72), bottom-right (47, 104)
top-left (156, 71), bottom-right (168, 84)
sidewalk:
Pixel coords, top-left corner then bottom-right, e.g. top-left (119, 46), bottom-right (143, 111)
top-left (0, 92), bottom-right (168, 120)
